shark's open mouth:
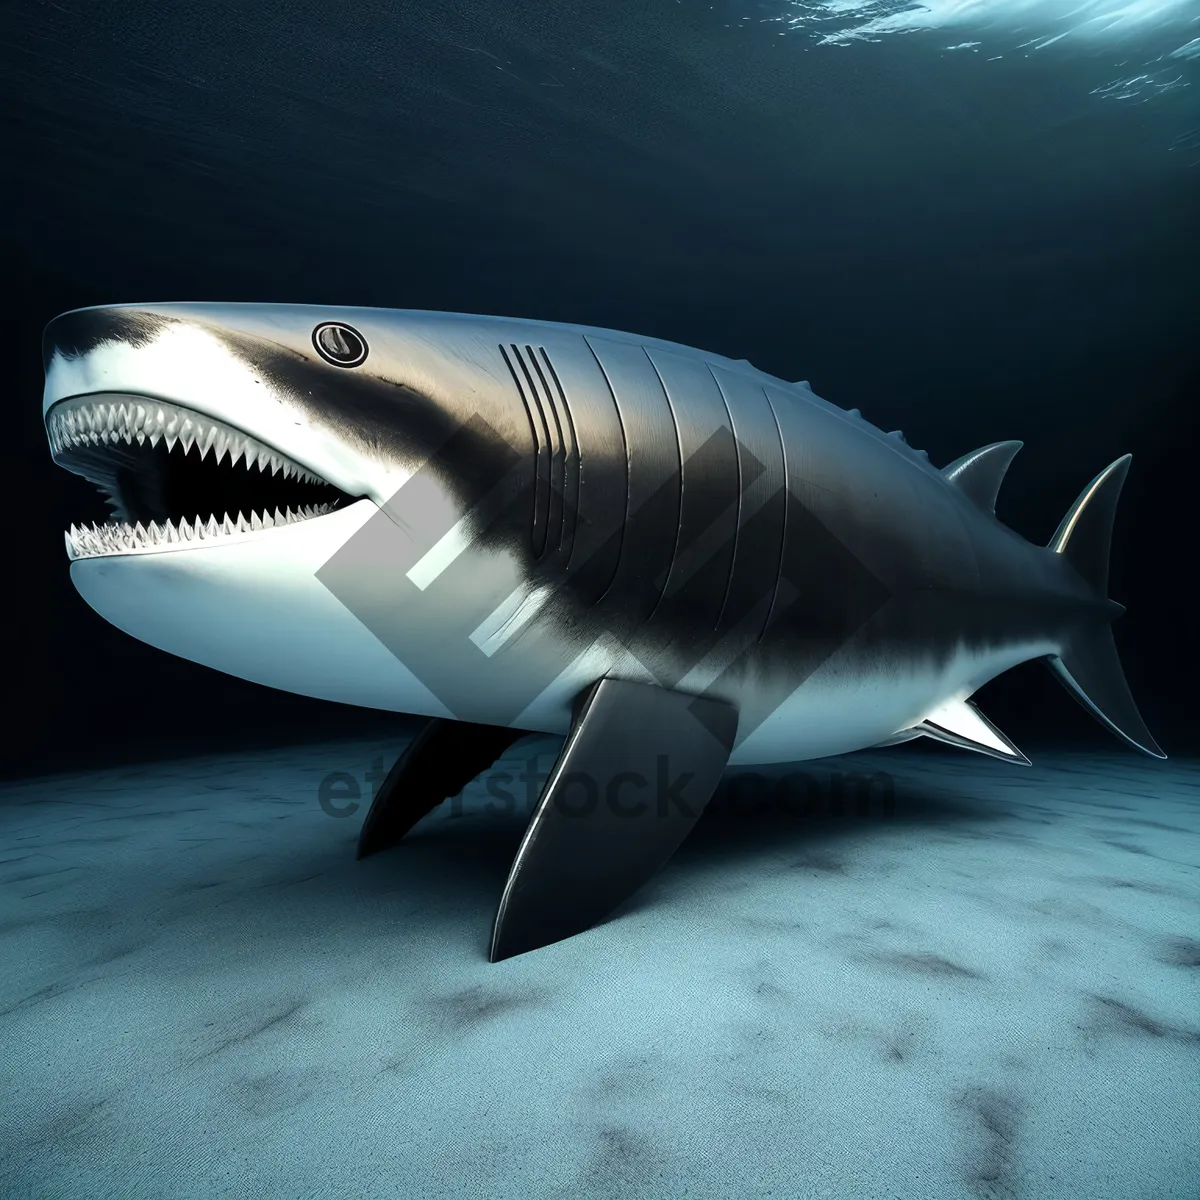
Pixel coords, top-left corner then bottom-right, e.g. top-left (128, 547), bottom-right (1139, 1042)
top-left (47, 395), bottom-right (356, 560)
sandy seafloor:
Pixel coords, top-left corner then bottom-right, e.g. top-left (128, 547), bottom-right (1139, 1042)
top-left (1, 735), bottom-right (1197, 1200)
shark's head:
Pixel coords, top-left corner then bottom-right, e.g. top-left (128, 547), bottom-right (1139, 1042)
top-left (43, 302), bottom-right (545, 715)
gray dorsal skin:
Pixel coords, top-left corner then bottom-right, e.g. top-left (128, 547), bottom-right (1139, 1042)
top-left (39, 303), bottom-right (1169, 957)
top-left (941, 440), bottom-right (1024, 514)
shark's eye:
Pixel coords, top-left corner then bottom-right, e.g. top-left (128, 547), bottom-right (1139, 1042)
top-left (313, 322), bottom-right (368, 368)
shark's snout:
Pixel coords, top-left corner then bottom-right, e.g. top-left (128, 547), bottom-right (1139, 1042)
top-left (39, 303), bottom-right (424, 561)
top-left (36, 301), bottom-right (539, 722)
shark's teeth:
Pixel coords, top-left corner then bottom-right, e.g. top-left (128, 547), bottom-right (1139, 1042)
top-left (46, 397), bottom-right (321, 483)
top-left (48, 396), bottom-right (346, 561)
top-left (61, 502), bottom-right (337, 560)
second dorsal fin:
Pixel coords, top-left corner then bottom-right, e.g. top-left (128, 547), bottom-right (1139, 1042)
top-left (941, 440), bottom-right (1023, 513)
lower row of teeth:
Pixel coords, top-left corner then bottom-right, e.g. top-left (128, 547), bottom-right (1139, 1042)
top-left (66, 504), bottom-right (334, 556)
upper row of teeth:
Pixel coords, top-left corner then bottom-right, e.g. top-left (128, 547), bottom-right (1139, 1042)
top-left (46, 400), bottom-right (324, 486)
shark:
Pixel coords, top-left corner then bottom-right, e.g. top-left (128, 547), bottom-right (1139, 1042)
top-left (42, 303), bottom-right (1165, 958)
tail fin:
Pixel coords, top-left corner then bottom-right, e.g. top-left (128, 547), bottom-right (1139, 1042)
top-left (1046, 455), bottom-right (1165, 758)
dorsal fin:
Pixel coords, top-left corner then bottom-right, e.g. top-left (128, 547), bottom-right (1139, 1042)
top-left (941, 440), bottom-right (1023, 513)
top-left (1048, 454), bottom-right (1127, 594)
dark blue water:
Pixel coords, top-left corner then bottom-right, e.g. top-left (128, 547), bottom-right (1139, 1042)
top-left (5, 3), bottom-right (1198, 778)
top-left (2, 6), bottom-right (1199, 1196)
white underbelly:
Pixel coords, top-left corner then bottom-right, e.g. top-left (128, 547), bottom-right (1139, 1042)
top-left (728, 635), bottom-right (1060, 766)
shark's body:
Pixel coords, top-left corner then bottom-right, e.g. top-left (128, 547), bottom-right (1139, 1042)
top-left (43, 303), bottom-right (1164, 957)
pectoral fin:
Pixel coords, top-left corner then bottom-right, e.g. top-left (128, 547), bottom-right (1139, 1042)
top-left (356, 719), bottom-right (527, 859)
top-left (489, 678), bottom-right (738, 961)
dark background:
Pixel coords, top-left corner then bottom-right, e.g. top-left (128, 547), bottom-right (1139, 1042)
top-left (3, 0), bottom-right (1197, 779)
